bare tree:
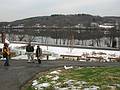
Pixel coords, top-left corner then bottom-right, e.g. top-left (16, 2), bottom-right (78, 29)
top-left (18, 35), bottom-right (25, 41)
top-left (28, 35), bottom-right (35, 43)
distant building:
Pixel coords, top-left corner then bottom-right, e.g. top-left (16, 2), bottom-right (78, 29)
top-left (104, 23), bottom-right (115, 26)
top-left (12, 24), bottom-right (24, 28)
top-left (42, 25), bottom-right (46, 28)
top-left (90, 22), bottom-right (99, 27)
top-left (74, 24), bottom-right (85, 28)
top-left (3, 24), bottom-right (11, 28)
top-left (32, 24), bottom-right (41, 27)
top-left (99, 25), bottom-right (114, 29)
top-left (99, 23), bottom-right (114, 29)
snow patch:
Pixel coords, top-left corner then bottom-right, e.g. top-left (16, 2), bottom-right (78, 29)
top-left (64, 66), bottom-right (73, 70)
top-left (52, 75), bottom-right (59, 80)
top-left (35, 83), bottom-right (50, 88)
top-left (50, 71), bottom-right (60, 75)
top-left (32, 80), bottom-right (38, 86)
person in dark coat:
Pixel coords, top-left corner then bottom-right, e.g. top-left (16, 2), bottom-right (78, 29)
top-left (36, 45), bottom-right (42, 64)
top-left (26, 43), bottom-right (34, 62)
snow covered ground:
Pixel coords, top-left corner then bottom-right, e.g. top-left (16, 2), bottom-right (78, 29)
top-left (0, 43), bottom-right (120, 61)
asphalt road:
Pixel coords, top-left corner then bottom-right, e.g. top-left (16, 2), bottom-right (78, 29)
top-left (0, 59), bottom-right (120, 90)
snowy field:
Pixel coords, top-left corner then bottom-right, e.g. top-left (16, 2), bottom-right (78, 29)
top-left (0, 42), bottom-right (120, 61)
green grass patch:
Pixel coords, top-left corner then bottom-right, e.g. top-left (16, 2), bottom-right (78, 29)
top-left (23, 67), bottom-right (120, 90)
top-left (60, 67), bottom-right (120, 86)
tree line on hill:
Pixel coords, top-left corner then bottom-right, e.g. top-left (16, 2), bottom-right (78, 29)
top-left (0, 14), bottom-right (120, 28)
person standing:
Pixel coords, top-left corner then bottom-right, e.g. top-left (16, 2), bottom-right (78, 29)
top-left (36, 45), bottom-right (42, 64)
top-left (2, 43), bottom-right (10, 66)
top-left (26, 43), bottom-right (34, 62)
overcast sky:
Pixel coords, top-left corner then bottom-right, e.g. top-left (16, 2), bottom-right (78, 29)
top-left (0, 0), bottom-right (120, 22)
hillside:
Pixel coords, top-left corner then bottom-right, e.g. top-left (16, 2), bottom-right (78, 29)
top-left (1, 14), bottom-right (119, 27)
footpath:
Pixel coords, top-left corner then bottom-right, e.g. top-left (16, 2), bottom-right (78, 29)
top-left (0, 59), bottom-right (120, 90)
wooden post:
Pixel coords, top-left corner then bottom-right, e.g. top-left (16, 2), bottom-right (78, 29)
top-left (47, 55), bottom-right (49, 60)
top-left (63, 56), bottom-right (64, 59)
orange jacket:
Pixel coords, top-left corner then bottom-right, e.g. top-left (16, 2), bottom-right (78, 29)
top-left (3, 47), bottom-right (10, 56)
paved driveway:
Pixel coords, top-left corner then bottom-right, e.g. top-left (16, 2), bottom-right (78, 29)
top-left (0, 59), bottom-right (120, 90)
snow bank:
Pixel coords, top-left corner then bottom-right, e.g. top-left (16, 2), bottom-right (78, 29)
top-left (0, 43), bottom-right (120, 60)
